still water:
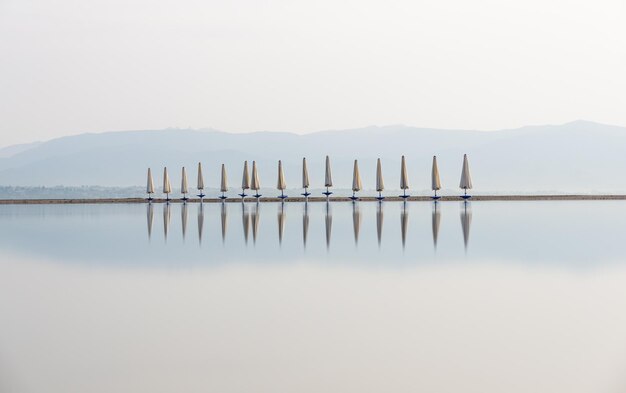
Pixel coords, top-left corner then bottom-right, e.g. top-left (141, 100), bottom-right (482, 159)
top-left (1, 201), bottom-right (626, 392)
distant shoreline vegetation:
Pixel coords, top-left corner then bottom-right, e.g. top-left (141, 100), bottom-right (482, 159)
top-left (0, 185), bottom-right (622, 200)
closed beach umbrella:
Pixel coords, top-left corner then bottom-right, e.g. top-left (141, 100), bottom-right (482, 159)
top-left (251, 161), bottom-right (261, 199)
top-left (277, 160), bottom-right (287, 199)
top-left (400, 155), bottom-right (410, 198)
top-left (163, 167), bottom-right (172, 201)
top-left (459, 154), bottom-right (473, 198)
top-left (240, 161), bottom-right (250, 198)
top-left (351, 160), bottom-right (362, 201)
top-left (146, 168), bottom-right (155, 200)
top-left (219, 164), bottom-right (228, 199)
top-left (181, 167), bottom-right (189, 200)
top-left (376, 158), bottom-right (385, 200)
top-left (302, 158), bottom-right (311, 197)
top-left (432, 156), bottom-right (442, 199)
top-left (197, 162), bottom-right (205, 199)
top-left (323, 155), bottom-right (333, 197)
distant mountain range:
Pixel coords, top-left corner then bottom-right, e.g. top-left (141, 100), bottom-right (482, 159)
top-left (1, 120), bottom-right (625, 194)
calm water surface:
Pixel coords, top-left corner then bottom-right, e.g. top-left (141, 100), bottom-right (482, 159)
top-left (1, 201), bottom-right (626, 392)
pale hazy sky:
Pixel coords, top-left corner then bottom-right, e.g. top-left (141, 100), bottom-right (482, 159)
top-left (0, 0), bottom-right (625, 147)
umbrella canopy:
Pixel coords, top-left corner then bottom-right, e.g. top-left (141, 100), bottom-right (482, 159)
top-left (277, 160), bottom-right (287, 190)
top-left (459, 154), bottom-right (473, 190)
top-left (146, 168), bottom-right (155, 194)
top-left (250, 161), bottom-right (261, 190)
top-left (163, 167), bottom-right (172, 194)
top-left (302, 158), bottom-right (310, 188)
top-left (241, 161), bottom-right (250, 189)
top-left (197, 162), bottom-right (204, 190)
top-left (376, 158), bottom-right (384, 192)
top-left (352, 160), bottom-right (362, 192)
top-left (400, 155), bottom-right (409, 190)
top-left (181, 167), bottom-right (189, 194)
top-left (432, 156), bottom-right (442, 191)
top-left (324, 155), bottom-right (333, 187)
top-left (220, 164), bottom-right (228, 192)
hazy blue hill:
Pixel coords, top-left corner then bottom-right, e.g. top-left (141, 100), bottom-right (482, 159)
top-left (1, 121), bottom-right (626, 194)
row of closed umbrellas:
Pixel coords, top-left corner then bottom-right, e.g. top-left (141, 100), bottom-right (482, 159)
top-left (146, 154), bottom-right (474, 201)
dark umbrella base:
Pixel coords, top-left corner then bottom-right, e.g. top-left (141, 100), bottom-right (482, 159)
top-left (399, 194), bottom-right (410, 199)
top-left (431, 195), bottom-right (441, 200)
top-left (460, 195), bottom-right (472, 199)
top-left (218, 195), bottom-right (228, 200)
top-left (278, 195), bottom-right (288, 199)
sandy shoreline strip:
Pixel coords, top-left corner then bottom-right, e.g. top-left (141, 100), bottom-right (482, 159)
top-left (1, 195), bottom-right (626, 204)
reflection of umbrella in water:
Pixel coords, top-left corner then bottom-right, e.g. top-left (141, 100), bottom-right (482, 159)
top-left (376, 203), bottom-right (384, 246)
top-left (400, 203), bottom-right (409, 249)
top-left (352, 203), bottom-right (361, 244)
top-left (325, 203), bottom-right (332, 248)
top-left (277, 203), bottom-right (286, 245)
top-left (163, 203), bottom-right (171, 240)
top-left (251, 205), bottom-right (260, 244)
top-left (181, 202), bottom-right (188, 240)
top-left (460, 202), bottom-right (472, 250)
top-left (146, 203), bottom-right (154, 240)
top-left (221, 202), bottom-right (228, 243)
top-left (197, 204), bottom-right (204, 244)
top-left (302, 204), bottom-right (309, 248)
top-left (242, 204), bottom-right (250, 244)
top-left (432, 202), bottom-right (441, 249)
